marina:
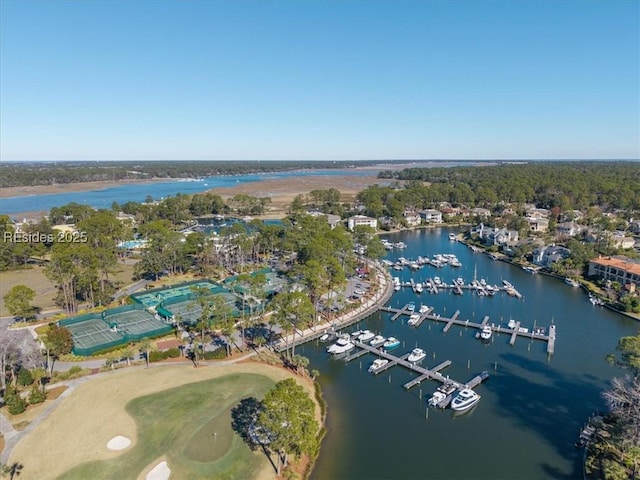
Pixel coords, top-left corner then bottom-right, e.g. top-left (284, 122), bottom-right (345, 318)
top-left (303, 227), bottom-right (638, 480)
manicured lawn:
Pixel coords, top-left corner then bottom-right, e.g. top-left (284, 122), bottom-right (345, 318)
top-left (58, 373), bottom-right (275, 480)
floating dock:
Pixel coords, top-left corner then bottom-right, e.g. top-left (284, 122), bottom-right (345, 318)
top-left (379, 306), bottom-right (554, 352)
top-left (341, 341), bottom-right (489, 397)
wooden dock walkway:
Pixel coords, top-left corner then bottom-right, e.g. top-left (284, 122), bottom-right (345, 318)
top-left (413, 308), bottom-right (434, 327)
top-left (443, 310), bottom-right (461, 332)
top-left (336, 341), bottom-right (491, 406)
top-left (509, 322), bottom-right (520, 345)
top-left (403, 360), bottom-right (453, 390)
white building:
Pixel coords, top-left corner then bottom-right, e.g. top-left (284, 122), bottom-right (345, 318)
top-left (347, 215), bottom-right (377, 231)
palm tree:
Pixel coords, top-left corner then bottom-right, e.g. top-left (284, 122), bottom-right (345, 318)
top-left (138, 339), bottom-right (152, 368)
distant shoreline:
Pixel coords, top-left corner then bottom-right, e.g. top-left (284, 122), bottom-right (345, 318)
top-left (1, 172), bottom-right (386, 220)
top-left (0, 178), bottom-right (170, 199)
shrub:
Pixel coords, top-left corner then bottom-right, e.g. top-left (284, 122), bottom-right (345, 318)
top-left (201, 348), bottom-right (226, 360)
top-left (148, 350), bottom-right (166, 362)
top-left (166, 347), bottom-right (180, 358)
top-left (17, 369), bottom-right (34, 387)
top-left (5, 389), bottom-right (27, 415)
top-left (29, 385), bottom-right (46, 404)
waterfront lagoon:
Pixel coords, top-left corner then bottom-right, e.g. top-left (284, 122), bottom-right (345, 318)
top-left (301, 228), bottom-right (639, 479)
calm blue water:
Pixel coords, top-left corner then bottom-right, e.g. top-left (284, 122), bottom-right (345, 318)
top-left (0, 169), bottom-right (376, 215)
top-left (304, 228), bottom-right (639, 480)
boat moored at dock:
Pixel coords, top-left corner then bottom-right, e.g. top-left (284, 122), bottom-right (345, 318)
top-left (369, 335), bottom-right (386, 347)
top-left (407, 348), bottom-right (426, 363)
top-left (383, 337), bottom-right (401, 350)
top-left (451, 388), bottom-right (481, 411)
top-left (368, 358), bottom-right (389, 373)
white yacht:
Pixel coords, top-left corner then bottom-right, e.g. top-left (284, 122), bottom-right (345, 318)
top-left (327, 336), bottom-right (355, 354)
top-left (407, 313), bottom-right (421, 326)
top-left (369, 335), bottom-right (386, 347)
top-left (419, 304), bottom-right (430, 314)
top-left (368, 359), bottom-right (389, 373)
top-left (413, 283), bottom-right (423, 294)
top-left (427, 391), bottom-right (447, 407)
top-left (407, 348), bottom-right (426, 363)
top-left (358, 330), bottom-right (375, 343)
top-left (479, 325), bottom-right (492, 340)
top-left (451, 388), bottom-right (481, 411)
top-left (449, 233), bottom-right (457, 241)
top-left (564, 277), bottom-right (580, 288)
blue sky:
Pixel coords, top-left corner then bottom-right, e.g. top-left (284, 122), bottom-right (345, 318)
top-left (1, 0), bottom-right (638, 161)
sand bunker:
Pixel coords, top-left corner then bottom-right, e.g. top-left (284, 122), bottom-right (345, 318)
top-left (146, 461), bottom-right (171, 480)
top-left (106, 435), bottom-right (131, 451)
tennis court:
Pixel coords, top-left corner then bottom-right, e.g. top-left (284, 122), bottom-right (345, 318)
top-left (62, 315), bottom-right (125, 356)
top-left (131, 280), bottom-right (225, 308)
top-left (104, 309), bottom-right (173, 341)
top-left (60, 305), bottom-right (174, 355)
top-left (163, 292), bottom-right (239, 326)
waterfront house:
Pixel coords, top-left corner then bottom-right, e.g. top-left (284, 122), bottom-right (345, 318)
top-left (418, 209), bottom-right (443, 223)
top-left (588, 256), bottom-right (640, 289)
top-left (476, 225), bottom-right (519, 246)
top-left (532, 245), bottom-right (571, 267)
top-left (403, 210), bottom-right (422, 227)
top-left (347, 215), bottom-right (378, 231)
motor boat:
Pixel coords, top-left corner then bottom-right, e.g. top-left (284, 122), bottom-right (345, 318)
top-left (507, 319), bottom-right (517, 329)
top-left (408, 348), bottom-right (426, 363)
top-left (427, 391), bottom-right (447, 407)
top-left (358, 330), bottom-right (375, 343)
top-left (327, 336), bottom-right (355, 354)
top-left (369, 335), bottom-right (386, 347)
top-left (413, 283), bottom-right (423, 293)
top-left (406, 302), bottom-right (416, 312)
top-left (368, 358), bottom-right (389, 373)
top-left (449, 233), bottom-right (456, 241)
top-left (350, 330), bottom-right (363, 338)
top-left (419, 304), bottom-right (429, 314)
top-left (565, 277), bottom-right (580, 287)
top-left (450, 389), bottom-right (481, 411)
top-left (407, 313), bottom-right (421, 326)
top-left (479, 325), bottom-right (492, 341)
top-left (319, 332), bottom-right (331, 342)
top-left (383, 337), bottom-right (401, 350)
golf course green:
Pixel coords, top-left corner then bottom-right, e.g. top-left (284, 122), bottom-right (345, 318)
top-left (58, 373), bottom-right (276, 480)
